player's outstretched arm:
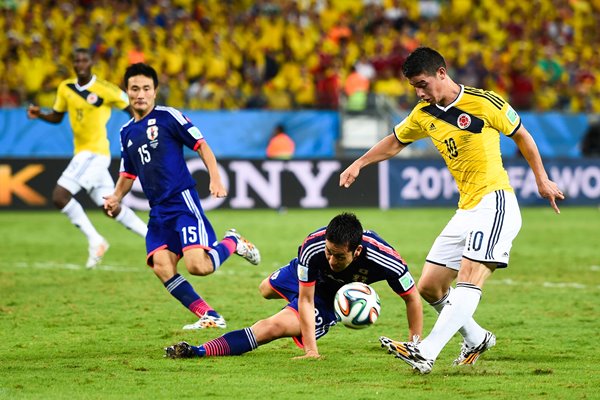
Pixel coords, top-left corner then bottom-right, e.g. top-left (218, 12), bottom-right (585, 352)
top-left (340, 134), bottom-right (405, 188)
top-left (401, 289), bottom-right (423, 341)
top-left (293, 284), bottom-right (320, 360)
top-left (511, 126), bottom-right (565, 213)
top-left (196, 140), bottom-right (227, 198)
top-left (26, 104), bottom-right (65, 123)
top-left (103, 175), bottom-right (135, 217)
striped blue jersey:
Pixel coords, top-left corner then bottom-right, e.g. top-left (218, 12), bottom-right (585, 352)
top-left (296, 227), bottom-right (415, 304)
top-left (119, 105), bottom-right (205, 206)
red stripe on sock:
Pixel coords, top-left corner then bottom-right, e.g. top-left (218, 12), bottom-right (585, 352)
top-left (204, 337), bottom-right (230, 356)
top-left (190, 299), bottom-right (212, 317)
top-left (222, 237), bottom-right (237, 254)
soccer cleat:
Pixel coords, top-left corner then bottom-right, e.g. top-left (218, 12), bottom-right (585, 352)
top-left (453, 331), bottom-right (496, 366)
top-left (182, 313), bottom-right (227, 330)
top-left (164, 341), bottom-right (198, 359)
top-left (380, 336), bottom-right (434, 374)
top-left (86, 239), bottom-right (109, 269)
top-left (224, 229), bottom-right (261, 265)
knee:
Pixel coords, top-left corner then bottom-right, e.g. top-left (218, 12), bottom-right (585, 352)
top-left (152, 263), bottom-right (175, 283)
top-left (186, 259), bottom-right (214, 276)
top-left (258, 278), bottom-right (272, 298)
top-left (52, 191), bottom-right (70, 209)
top-left (417, 280), bottom-right (447, 304)
top-left (255, 318), bottom-right (286, 339)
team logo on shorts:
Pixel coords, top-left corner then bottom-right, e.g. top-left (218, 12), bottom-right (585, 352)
top-left (146, 125), bottom-right (159, 141)
top-left (86, 93), bottom-right (98, 104)
top-left (457, 113), bottom-right (471, 129)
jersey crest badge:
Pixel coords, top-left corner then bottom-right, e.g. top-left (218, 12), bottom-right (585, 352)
top-left (86, 93), bottom-right (98, 104)
top-left (457, 113), bottom-right (471, 129)
top-left (147, 125), bottom-right (159, 141)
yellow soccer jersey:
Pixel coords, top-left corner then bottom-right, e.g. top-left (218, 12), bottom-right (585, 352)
top-left (53, 75), bottom-right (129, 156)
top-left (394, 85), bottom-right (521, 209)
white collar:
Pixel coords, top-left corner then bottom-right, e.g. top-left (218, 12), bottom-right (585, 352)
top-left (435, 84), bottom-right (464, 112)
top-left (75, 75), bottom-right (97, 91)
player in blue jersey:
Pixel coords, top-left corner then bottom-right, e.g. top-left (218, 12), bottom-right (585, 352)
top-left (103, 63), bottom-right (261, 330)
top-left (164, 212), bottom-right (423, 359)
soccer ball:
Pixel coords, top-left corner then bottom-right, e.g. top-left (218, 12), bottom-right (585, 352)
top-left (334, 282), bottom-right (381, 329)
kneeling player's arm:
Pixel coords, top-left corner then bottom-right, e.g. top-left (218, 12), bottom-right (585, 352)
top-left (401, 289), bottom-right (423, 341)
top-left (298, 284), bottom-right (319, 357)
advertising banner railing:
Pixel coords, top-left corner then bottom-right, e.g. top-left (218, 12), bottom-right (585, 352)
top-left (0, 159), bottom-right (379, 210)
top-left (1, 158), bottom-right (597, 210)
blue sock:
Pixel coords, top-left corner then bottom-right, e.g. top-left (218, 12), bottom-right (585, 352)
top-left (164, 274), bottom-right (201, 309)
top-left (191, 345), bottom-right (207, 357)
top-left (207, 237), bottom-right (237, 271)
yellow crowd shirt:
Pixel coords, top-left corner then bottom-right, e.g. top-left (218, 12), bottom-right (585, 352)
top-left (394, 85), bottom-right (521, 209)
top-left (53, 75), bottom-right (129, 156)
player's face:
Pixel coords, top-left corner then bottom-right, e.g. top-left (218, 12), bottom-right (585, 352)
top-left (408, 67), bottom-right (446, 105)
top-left (126, 75), bottom-right (157, 118)
top-left (324, 240), bottom-right (362, 272)
top-left (73, 52), bottom-right (93, 82)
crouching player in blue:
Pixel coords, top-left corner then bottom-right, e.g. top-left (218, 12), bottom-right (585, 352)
top-left (103, 63), bottom-right (260, 330)
top-left (165, 212), bottom-right (422, 359)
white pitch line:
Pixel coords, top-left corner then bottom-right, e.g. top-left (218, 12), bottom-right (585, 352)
top-left (9, 261), bottom-right (144, 273)
top-left (488, 278), bottom-right (600, 290)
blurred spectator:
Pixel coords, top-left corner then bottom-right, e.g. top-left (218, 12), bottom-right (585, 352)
top-left (343, 66), bottom-right (370, 112)
top-left (266, 124), bottom-right (295, 160)
top-left (0, 81), bottom-right (20, 108)
top-left (1, 0), bottom-right (600, 111)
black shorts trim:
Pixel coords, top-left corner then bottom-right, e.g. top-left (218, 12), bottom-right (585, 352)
top-left (462, 255), bottom-right (508, 269)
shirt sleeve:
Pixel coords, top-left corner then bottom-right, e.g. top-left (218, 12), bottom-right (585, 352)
top-left (387, 270), bottom-right (416, 296)
top-left (52, 81), bottom-right (67, 113)
top-left (486, 91), bottom-right (521, 137)
top-left (168, 109), bottom-right (205, 151)
top-left (105, 82), bottom-right (130, 110)
top-left (393, 105), bottom-right (428, 144)
top-left (118, 129), bottom-right (136, 178)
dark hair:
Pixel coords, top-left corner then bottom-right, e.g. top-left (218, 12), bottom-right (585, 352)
top-left (402, 47), bottom-right (446, 78)
top-left (124, 63), bottom-right (159, 89)
top-left (326, 212), bottom-right (363, 251)
top-left (73, 47), bottom-right (92, 58)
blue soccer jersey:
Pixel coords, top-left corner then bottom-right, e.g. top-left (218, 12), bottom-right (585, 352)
top-left (119, 105), bottom-right (205, 206)
top-left (297, 227), bottom-right (416, 304)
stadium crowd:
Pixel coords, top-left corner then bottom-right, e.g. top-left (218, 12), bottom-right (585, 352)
top-left (1, 0), bottom-right (599, 112)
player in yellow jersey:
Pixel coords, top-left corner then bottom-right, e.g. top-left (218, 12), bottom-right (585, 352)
top-left (27, 48), bottom-right (147, 269)
top-left (340, 47), bottom-right (564, 373)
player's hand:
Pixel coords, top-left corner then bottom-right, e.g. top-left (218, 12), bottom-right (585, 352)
top-left (209, 181), bottom-right (228, 198)
top-left (538, 178), bottom-right (564, 214)
top-left (102, 194), bottom-right (120, 217)
top-left (27, 104), bottom-right (41, 119)
top-left (339, 163), bottom-right (360, 188)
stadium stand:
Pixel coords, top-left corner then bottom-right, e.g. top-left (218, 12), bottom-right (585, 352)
top-left (0, 0), bottom-right (599, 112)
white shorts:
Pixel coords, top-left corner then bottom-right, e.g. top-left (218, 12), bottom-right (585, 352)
top-left (57, 151), bottom-right (115, 206)
top-left (426, 190), bottom-right (522, 270)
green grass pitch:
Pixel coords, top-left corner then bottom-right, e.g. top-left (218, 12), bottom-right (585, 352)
top-left (1, 207), bottom-right (599, 399)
